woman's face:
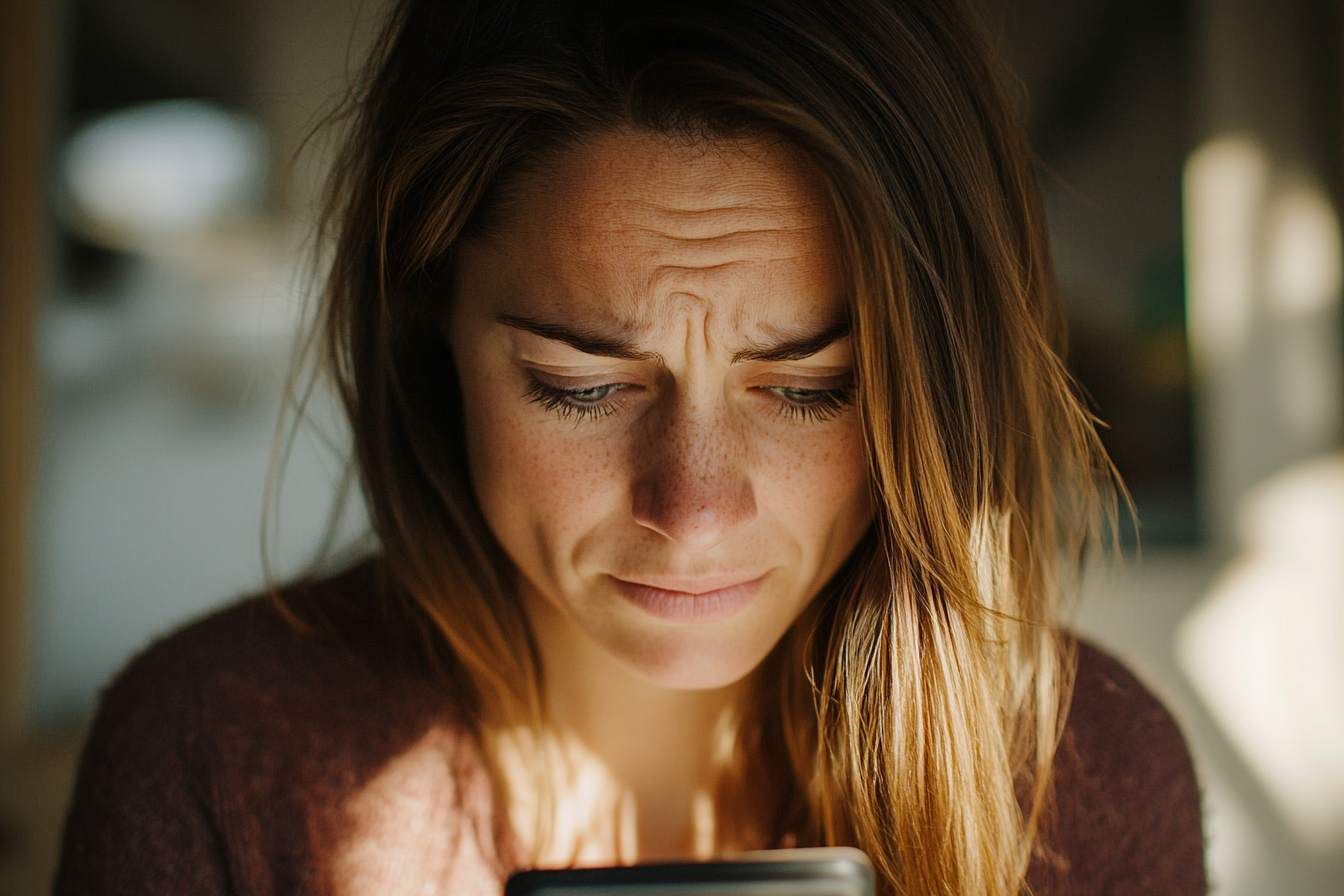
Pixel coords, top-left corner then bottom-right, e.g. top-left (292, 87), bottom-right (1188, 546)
top-left (449, 129), bottom-right (872, 690)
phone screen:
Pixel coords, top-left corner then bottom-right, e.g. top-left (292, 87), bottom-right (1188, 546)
top-left (504, 847), bottom-right (874, 896)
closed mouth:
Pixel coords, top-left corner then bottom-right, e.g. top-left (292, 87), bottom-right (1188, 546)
top-left (611, 573), bottom-right (767, 623)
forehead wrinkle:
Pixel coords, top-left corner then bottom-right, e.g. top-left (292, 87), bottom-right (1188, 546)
top-left (629, 225), bottom-right (833, 255)
top-left (640, 228), bottom-right (815, 244)
top-left (591, 232), bottom-right (828, 280)
top-left (623, 197), bottom-right (828, 215)
top-left (634, 249), bottom-right (835, 297)
top-left (482, 130), bottom-right (845, 364)
top-left (607, 203), bottom-right (831, 244)
top-left (604, 284), bottom-right (845, 365)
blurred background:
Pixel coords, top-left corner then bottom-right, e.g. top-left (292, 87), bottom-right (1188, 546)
top-left (0, 0), bottom-right (1342, 893)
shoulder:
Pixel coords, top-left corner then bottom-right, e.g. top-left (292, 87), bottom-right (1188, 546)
top-left (1067, 641), bottom-right (1195, 785)
top-left (58, 560), bottom-right (490, 896)
top-left (85, 560), bottom-right (460, 768)
top-left (1039, 639), bottom-right (1207, 895)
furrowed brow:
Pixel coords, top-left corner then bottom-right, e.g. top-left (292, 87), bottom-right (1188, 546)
top-left (495, 314), bottom-right (660, 361)
top-left (731, 319), bottom-right (852, 363)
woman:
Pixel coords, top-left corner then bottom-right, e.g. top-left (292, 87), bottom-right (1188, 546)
top-left (56, 1), bottom-right (1206, 894)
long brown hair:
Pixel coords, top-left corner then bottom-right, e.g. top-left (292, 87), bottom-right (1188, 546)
top-left (312, 1), bottom-right (1114, 893)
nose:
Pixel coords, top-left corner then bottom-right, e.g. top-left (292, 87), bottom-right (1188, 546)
top-left (631, 407), bottom-right (757, 554)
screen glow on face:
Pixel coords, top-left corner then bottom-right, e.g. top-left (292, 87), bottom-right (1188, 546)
top-left (448, 129), bottom-right (873, 691)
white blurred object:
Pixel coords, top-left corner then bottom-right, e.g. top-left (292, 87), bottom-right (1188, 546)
top-left (1184, 137), bottom-right (1268, 369)
top-left (52, 98), bottom-right (302, 397)
top-left (1278, 324), bottom-right (1342, 445)
top-left (1264, 183), bottom-right (1344, 444)
top-left (1202, 769), bottom-right (1271, 896)
top-left (61, 100), bottom-right (266, 251)
top-left (1266, 186), bottom-right (1343, 320)
top-left (1177, 455), bottom-right (1344, 851)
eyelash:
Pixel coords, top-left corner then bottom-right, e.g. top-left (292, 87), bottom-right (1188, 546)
top-left (768, 386), bottom-right (855, 422)
top-left (523, 379), bottom-right (626, 421)
top-left (523, 378), bottom-right (854, 424)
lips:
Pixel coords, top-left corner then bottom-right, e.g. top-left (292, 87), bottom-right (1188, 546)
top-left (612, 573), bottom-right (767, 623)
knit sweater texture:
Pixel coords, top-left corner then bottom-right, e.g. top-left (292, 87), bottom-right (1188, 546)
top-left (55, 561), bottom-right (1207, 895)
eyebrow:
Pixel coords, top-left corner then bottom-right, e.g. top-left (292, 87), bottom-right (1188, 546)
top-left (731, 319), bottom-right (851, 363)
top-left (495, 314), bottom-right (659, 361)
top-left (495, 313), bottom-right (851, 363)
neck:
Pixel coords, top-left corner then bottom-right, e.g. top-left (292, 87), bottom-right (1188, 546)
top-left (508, 585), bottom-right (740, 863)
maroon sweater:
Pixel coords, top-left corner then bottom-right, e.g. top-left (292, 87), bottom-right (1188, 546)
top-left (55, 562), bottom-right (1206, 895)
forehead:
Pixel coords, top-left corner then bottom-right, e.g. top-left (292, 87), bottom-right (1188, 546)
top-left (476, 129), bottom-right (844, 339)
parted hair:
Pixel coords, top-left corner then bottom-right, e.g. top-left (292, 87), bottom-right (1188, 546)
top-left (312, 1), bottom-right (1115, 894)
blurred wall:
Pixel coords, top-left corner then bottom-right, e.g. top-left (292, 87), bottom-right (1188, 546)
top-left (976, 0), bottom-right (1200, 542)
top-left (29, 0), bottom-right (387, 728)
top-left (974, 1), bottom-right (1344, 894)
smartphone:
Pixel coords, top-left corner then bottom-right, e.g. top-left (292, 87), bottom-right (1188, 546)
top-left (504, 846), bottom-right (874, 895)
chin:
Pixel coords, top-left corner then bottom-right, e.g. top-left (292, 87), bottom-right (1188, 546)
top-left (609, 631), bottom-right (774, 691)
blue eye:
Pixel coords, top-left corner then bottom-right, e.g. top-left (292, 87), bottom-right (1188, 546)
top-left (565, 384), bottom-right (619, 404)
top-left (764, 385), bottom-right (854, 422)
top-left (524, 379), bottom-right (624, 421)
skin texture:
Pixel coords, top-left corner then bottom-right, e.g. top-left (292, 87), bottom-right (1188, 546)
top-left (448, 129), bottom-right (872, 859)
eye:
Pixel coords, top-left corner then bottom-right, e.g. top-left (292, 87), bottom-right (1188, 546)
top-left (561, 384), bottom-right (617, 404)
top-left (763, 385), bottom-right (854, 423)
top-left (523, 378), bottom-right (627, 421)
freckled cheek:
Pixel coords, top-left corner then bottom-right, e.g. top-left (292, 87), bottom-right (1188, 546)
top-left (757, 420), bottom-right (870, 544)
top-left (466, 399), bottom-right (628, 555)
